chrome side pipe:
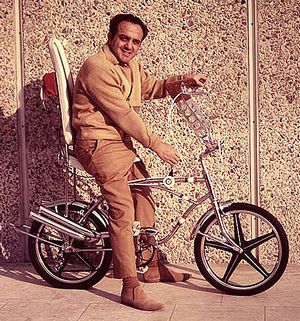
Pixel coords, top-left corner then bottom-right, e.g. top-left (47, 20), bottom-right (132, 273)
top-left (29, 206), bottom-right (105, 241)
top-left (30, 211), bottom-right (88, 241)
top-left (38, 206), bottom-right (97, 238)
top-left (11, 221), bottom-right (111, 251)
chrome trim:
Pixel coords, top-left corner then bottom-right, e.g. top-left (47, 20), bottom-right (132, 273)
top-left (38, 206), bottom-right (97, 238)
top-left (40, 199), bottom-right (109, 227)
top-left (11, 223), bottom-right (111, 252)
top-left (30, 211), bottom-right (87, 241)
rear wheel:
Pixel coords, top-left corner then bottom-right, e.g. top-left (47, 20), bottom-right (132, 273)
top-left (28, 202), bottom-right (112, 289)
top-left (194, 203), bottom-right (289, 295)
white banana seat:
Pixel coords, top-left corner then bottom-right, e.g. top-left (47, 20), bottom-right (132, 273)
top-left (48, 38), bottom-right (88, 173)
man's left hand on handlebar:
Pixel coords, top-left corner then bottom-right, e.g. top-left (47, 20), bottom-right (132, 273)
top-left (182, 73), bottom-right (207, 87)
top-left (165, 73), bottom-right (207, 97)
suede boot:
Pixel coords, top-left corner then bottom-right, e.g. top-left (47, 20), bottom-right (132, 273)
top-left (121, 277), bottom-right (164, 311)
top-left (143, 250), bottom-right (191, 283)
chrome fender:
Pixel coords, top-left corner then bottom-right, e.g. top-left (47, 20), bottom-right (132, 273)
top-left (189, 200), bottom-right (234, 240)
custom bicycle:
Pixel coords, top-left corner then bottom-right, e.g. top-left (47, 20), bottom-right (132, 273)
top-left (14, 38), bottom-right (288, 296)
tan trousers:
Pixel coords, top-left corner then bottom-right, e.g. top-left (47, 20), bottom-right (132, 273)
top-left (76, 138), bottom-right (155, 278)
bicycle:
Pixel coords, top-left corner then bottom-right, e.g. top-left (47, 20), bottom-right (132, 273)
top-left (14, 38), bottom-right (288, 296)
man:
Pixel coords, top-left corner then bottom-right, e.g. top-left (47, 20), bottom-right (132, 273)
top-left (72, 13), bottom-right (207, 311)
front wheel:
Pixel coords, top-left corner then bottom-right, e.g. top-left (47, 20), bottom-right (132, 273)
top-left (194, 202), bottom-right (289, 295)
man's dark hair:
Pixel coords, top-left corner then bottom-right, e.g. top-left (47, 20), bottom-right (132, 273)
top-left (109, 14), bottom-right (149, 40)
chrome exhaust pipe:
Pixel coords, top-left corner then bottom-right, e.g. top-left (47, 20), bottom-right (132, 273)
top-left (30, 211), bottom-right (88, 241)
top-left (29, 206), bottom-right (110, 242)
top-left (37, 206), bottom-right (97, 239)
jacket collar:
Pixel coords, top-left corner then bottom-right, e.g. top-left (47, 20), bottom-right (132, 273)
top-left (102, 43), bottom-right (119, 65)
top-left (102, 43), bottom-right (133, 68)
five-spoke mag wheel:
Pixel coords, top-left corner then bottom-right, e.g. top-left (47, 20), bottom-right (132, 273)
top-left (194, 203), bottom-right (289, 295)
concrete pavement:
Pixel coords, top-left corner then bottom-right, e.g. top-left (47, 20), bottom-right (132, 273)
top-left (0, 263), bottom-right (299, 321)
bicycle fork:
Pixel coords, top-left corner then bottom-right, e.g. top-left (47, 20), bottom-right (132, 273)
top-left (200, 155), bottom-right (243, 254)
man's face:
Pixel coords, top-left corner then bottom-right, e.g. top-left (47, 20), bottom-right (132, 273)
top-left (108, 21), bottom-right (144, 65)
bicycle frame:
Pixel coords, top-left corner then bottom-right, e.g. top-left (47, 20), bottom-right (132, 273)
top-left (128, 147), bottom-right (243, 254)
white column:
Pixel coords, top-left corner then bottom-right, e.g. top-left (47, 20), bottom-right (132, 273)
top-left (247, 0), bottom-right (260, 206)
top-left (247, 0), bottom-right (260, 257)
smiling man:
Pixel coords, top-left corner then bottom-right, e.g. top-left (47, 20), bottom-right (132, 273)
top-left (72, 14), bottom-right (206, 311)
top-left (108, 18), bottom-right (144, 64)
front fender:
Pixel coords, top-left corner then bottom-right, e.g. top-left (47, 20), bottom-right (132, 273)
top-left (189, 200), bottom-right (234, 240)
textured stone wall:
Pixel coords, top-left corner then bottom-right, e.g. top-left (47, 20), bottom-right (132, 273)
top-left (0, 1), bottom-right (23, 261)
top-left (258, 0), bottom-right (300, 264)
top-left (1, 0), bottom-right (299, 264)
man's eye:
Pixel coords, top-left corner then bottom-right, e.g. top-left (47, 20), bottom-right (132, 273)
top-left (133, 40), bottom-right (141, 45)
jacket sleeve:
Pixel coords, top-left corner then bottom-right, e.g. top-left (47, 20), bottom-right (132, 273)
top-left (81, 64), bottom-right (161, 150)
top-left (139, 64), bottom-right (183, 101)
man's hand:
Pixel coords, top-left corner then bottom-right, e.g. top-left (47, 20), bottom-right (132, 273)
top-left (165, 73), bottom-right (207, 97)
top-left (152, 141), bottom-right (180, 166)
top-left (182, 73), bottom-right (207, 87)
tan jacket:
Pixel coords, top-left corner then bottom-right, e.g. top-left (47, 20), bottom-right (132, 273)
top-left (72, 44), bottom-right (180, 150)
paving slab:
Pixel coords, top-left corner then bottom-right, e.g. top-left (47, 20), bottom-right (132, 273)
top-left (222, 269), bottom-right (300, 307)
top-left (50, 278), bottom-right (122, 306)
top-left (171, 304), bottom-right (265, 321)
top-left (265, 306), bottom-right (300, 321)
top-left (0, 272), bottom-right (59, 302)
top-left (0, 302), bottom-right (88, 321)
top-left (143, 277), bottom-right (222, 306)
top-left (142, 263), bottom-right (223, 305)
top-left (79, 303), bottom-right (174, 321)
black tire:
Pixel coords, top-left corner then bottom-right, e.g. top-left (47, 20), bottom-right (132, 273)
top-left (28, 202), bottom-right (112, 289)
top-left (194, 202), bottom-right (289, 295)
